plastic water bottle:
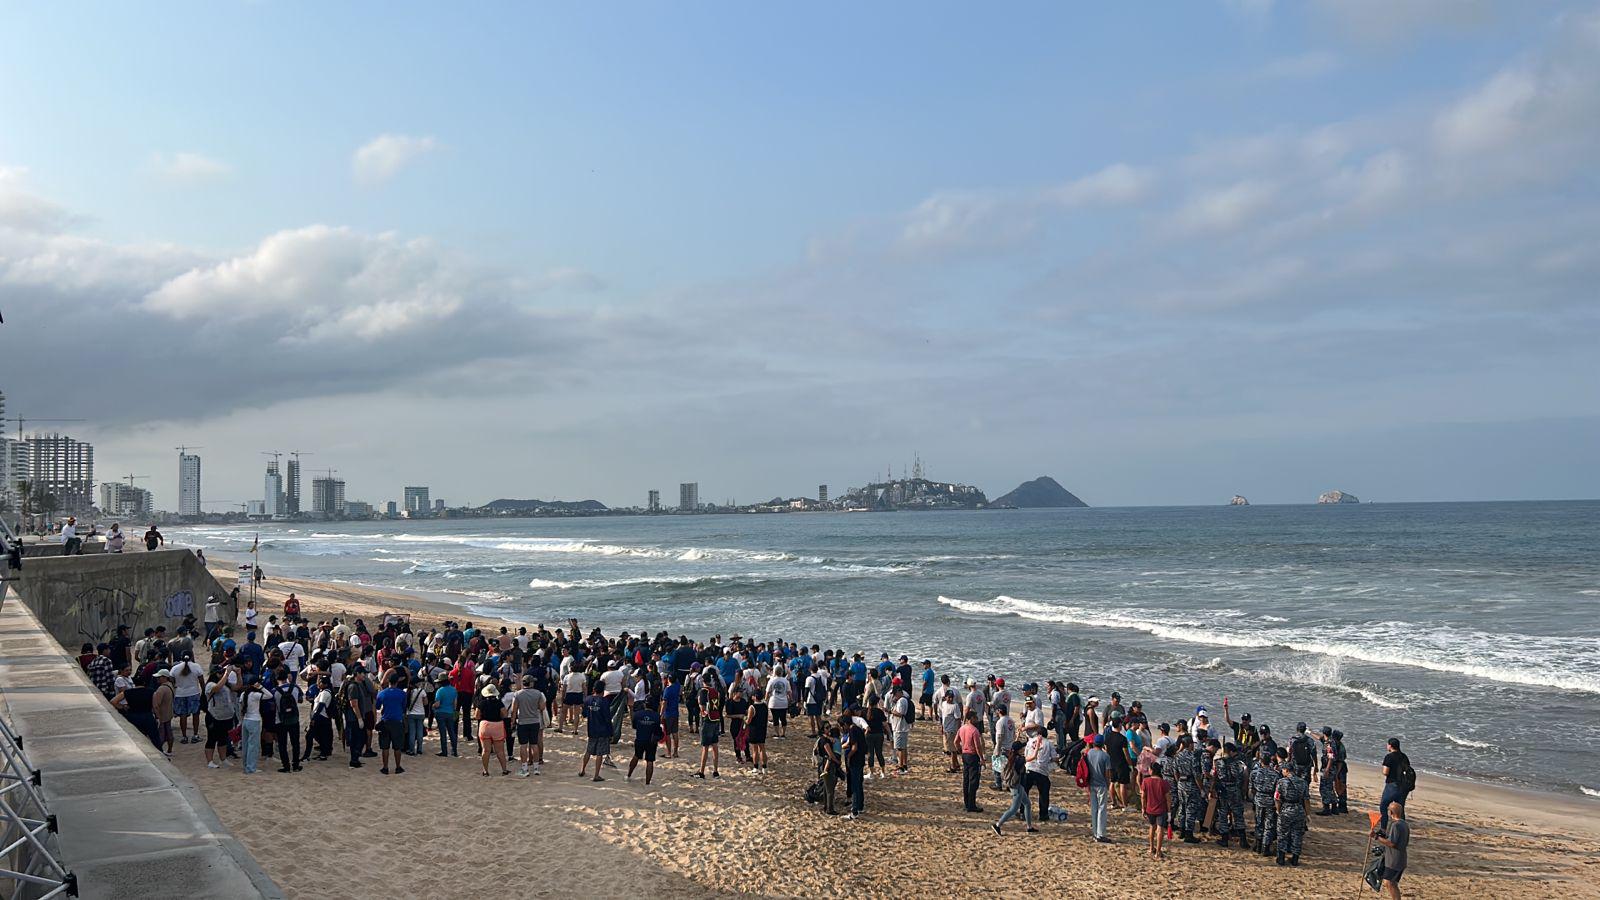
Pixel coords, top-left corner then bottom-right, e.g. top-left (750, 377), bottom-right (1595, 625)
top-left (1047, 804), bottom-right (1069, 822)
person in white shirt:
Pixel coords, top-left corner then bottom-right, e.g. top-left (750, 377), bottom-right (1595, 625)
top-left (766, 666), bottom-right (791, 739)
top-left (1023, 694), bottom-right (1048, 733)
top-left (203, 596), bottom-right (223, 641)
top-left (890, 684), bottom-right (914, 774)
top-left (171, 656), bottom-right (205, 744)
top-left (279, 639), bottom-right (306, 676)
top-left (1024, 724), bottom-right (1057, 823)
top-left (328, 660), bottom-right (347, 691)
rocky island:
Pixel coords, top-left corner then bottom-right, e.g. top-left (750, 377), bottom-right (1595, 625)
top-left (1317, 490), bottom-right (1359, 504)
top-left (990, 476), bottom-right (1089, 508)
top-left (1230, 495), bottom-right (1249, 506)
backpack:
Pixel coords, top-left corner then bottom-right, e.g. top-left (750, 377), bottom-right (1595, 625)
top-left (1002, 757), bottom-right (1022, 791)
top-left (1291, 735), bottom-right (1314, 765)
top-left (1075, 755), bottom-right (1091, 788)
top-left (1398, 762), bottom-right (1417, 793)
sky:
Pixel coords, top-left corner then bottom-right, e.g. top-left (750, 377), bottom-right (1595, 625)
top-left (1, 1), bottom-right (1597, 510)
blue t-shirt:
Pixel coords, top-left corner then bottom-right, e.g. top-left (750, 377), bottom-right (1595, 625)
top-left (434, 684), bottom-right (458, 716)
top-left (662, 683), bottom-right (681, 717)
top-left (717, 657), bottom-right (740, 686)
top-left (583, 694), bottom-right (612, 738)
top-left (921, 668), bottom-right (935, 691)
top-left (850, 661), bottom-right (867, 683)
top-left (376, 686), bottom-right (407, 722)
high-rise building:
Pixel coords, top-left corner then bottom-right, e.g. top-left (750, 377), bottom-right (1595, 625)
top-left (263, 461), bottom-right (284, 517)
top-left (647, 489), bottom-right (660, 512)
top-left (385, 500), bottom-right (398, 517)
top-left (178, 452), bottom-right (202, 517)
top-left (98, 482), bottom-right (153, 518)
top-left (404, 486), bottom-right (430, 515)
top-left (344, 500), bottom-right (374, 518)
top-left (26, 433), bottom-right (94, 512)
top-left (678, 482), bottom-right (699, 512)
top-left (285, 457), bottom-right (301, 515)
top-left (818, 484), bottom-right (829, 503)
top-left (311, 477), bottom-right (345, 517)
top-left (434, 498), bottom-right (445, 512)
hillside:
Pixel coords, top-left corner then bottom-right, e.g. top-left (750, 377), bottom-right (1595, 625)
top-left (989, 476), bottom-right (1088, 508)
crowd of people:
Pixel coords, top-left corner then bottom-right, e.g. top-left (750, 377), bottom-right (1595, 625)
top-left (83, 597), bottom-right (1416, 894)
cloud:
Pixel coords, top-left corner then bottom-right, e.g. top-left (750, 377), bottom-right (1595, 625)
top-left (149, 151), bottom-right (232, 184)
top-left (896, 163), bottom-right (1154, 251)
top-left (1311, 0), bottom-right (1497, 44)
top-left (1433, 69), bottom-right (1540, 155)
top-left (0, 167), bottom-right (76, 233)
top-left (1259, 50), bottom-right (1342, 80)
top-left (352, 133), bottom-right (437, 185)
top-left (1168, 179), bottom-right (1278, 234)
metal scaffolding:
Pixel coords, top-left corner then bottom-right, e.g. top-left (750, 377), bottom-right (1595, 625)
top-left (0, 698), bottom-right (75, 898)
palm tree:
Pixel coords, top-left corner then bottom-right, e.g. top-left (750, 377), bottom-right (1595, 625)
top-left (15, 479), bottom-right (32, 522)
top-left (36, 491), bottom-right (59, 523)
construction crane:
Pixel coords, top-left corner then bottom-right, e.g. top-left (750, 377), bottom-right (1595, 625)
top-left (3, 416), bottom-right (87, 442)
top-left (122, 473), bottom-right (147, 488)
top-left (261, 450), bottom-right (283, 468)
top-left (175, 445), bottom-right (204, 455)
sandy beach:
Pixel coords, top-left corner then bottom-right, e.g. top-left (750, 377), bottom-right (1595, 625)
top-left (160, 562), bottom-right (1600, 899)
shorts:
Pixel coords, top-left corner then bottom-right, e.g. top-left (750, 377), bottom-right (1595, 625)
top-left (585, 735), bottom-right (609, 757)
top-left (921, 690), bottom-right (934, 705)
top-left (662, 716), bottom-right (679, 735)
top-left (478, 721), bottom-right (506, 744)
top-left (516, 723), bottom-right (541, 744)
top-left (174, 694), bottom-right (201, 717)
top-left (772, 707), bottom-right (788, 725)
top-left (1147, 812), bottom-right (1169, 828)
top-left (1381, 867), bottom-right (1404, 885)
top-left (942, 731), bottom-right (958, 753)
top-left (893, 731), bottom-right (909, 751)
top-left (633, 741), bottom-right (659, 762)
top-left (805, 703), bottom-right (821, 718)
top-left (700, 720), bottom-right (721, 746)
top-left (563, 692), bottom-right (582, 706)
top-left (378, 719), bottom-right (404, 750)
top-left (1111, 766), bottom-right (1131, 785)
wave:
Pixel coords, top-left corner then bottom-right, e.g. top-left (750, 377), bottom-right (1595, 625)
top-left (1582, 786), bottom-right (1600, 799)
top-left (1260, 615), bottom-right (1289, 622)
top-left (528, 574), bottom-right (758, 591)
top-left (1445, 734), bottom-right (1492, 750)
top-left (935, 594), bottom-right (1600, 696)
top-left (1237, 658), bottom-right (1411, 710)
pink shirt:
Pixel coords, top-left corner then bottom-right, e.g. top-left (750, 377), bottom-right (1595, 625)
top-left (956, 722), bottom-right (982, 755)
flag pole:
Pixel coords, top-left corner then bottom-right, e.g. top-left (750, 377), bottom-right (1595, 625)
top-left (1357, 810), bottom-right (1381, 897)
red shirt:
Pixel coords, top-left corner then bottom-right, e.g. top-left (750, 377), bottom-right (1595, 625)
top-left (1143, 775), bottom-right (1170, 815)
top-left (956, 722), bottom-right (983, 755)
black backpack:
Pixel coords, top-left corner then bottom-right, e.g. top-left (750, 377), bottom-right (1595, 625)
top-left (1398, 762), bottom-right (1417, 793)
top-left (1291, 735), bottom-right (1314, 765)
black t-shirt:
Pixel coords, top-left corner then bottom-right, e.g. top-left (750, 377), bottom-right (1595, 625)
top-left (1104, 730), bottom-right (1131, 769)
top-left (123, 685), bottom-right (154, 715)
top-left (1383, 750), bottom-right (1410, 784)
top-left (726, 697), bottom-right (750, 721)
top-left (867, 707), bottom-right (888, 735)
top-left (477, 696), bottom-right (504, 722)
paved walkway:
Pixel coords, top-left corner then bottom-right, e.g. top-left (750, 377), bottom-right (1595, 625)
top-left (0, 589), bottom-right (281, 899)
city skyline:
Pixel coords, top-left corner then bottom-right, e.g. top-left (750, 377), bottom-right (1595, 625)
top-left (2, 4), bottom-right (1598, 508)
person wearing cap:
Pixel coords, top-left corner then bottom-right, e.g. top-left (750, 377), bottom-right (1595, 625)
top-left (1022, 691), bottom-right (1047, 734)
top-left (1222, 697), bottom-right (1259, 759)
top-left (1083, 695), bottom-right (1101, 737)
top-left (1084, 733), bottom-right (1113, 842)
top-left (1211, 742), bottom-right (1248, 847)
top-left (1249, 745), bottom-right (1281, 855)
top-left (1289, 722), bottom-right (1316, 781)
top-left (963, 677), bottom-right (988, 737)
top-left (509, 674), bottom-right (547, 777)
top-left (150, 668), bottom-right (176, 755)
top-left (337, 666), bottom-right (370, 768)
top-left (1315, 726), bottom-right (1340, 815)
top-left (889, 680), bottom-right (913, 775)
top-left (1104, 710), bottom-right (1133, 810)
top-left (989, 677), bottom-right (1011, 737)
top-left (1273, 758), bottom-right (1311, 865)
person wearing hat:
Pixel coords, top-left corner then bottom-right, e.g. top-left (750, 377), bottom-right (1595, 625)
top-left (151, 668), bottom-right (176, 756)
top-left (1083, 695), bottom-right (1101, 737)
top-left (1173, 735), bottom-right (1204, 843)
top-left (1273, 758), bottom-right (1311, 866)
top-left (477, 682), bottom-right (511, 777)
top-left (1211, 742), bottom-right (1248, 847)
top-left (1022, 691), bottom-right (1047, 734)
top-left (1222, 697), bottom-right (1259, 758)
top-left (1084, 733), bottom-right (1113, 842)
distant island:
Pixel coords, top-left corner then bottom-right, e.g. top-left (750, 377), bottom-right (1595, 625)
top-left (989, 476), bottom-right (1088, 509)
top-left (479, 498), bottom-right (609, 514)
top-left (1317, 490), bottom-right (1359, 504)
top-left (1230, 495), bottom-right (1249, 506)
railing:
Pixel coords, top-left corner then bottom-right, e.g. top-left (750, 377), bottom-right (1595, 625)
top-left (0, 714), bottom-right (74, 898)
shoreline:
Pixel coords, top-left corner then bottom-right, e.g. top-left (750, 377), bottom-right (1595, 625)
top-left (208, 555), bottom-right (1600, 811)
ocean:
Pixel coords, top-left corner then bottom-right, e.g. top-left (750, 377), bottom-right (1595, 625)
top-left (170, 500), bottom-right (1600, 798)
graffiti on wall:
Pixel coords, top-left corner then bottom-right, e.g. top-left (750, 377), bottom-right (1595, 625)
top-left (75, 586), bottom-right (140, 644)
top-left (163, 590), bottom-right (194, 619)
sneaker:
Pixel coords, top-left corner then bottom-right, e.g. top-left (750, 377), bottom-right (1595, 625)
top-left (864, 772), bottom-right (875, 781)
top-left (380, 767), bottom-right (390, 775)
top-left (206, 761), bottom-right (220, 769)
top-left (395, 765), bottom-right (405, 774)
top-left (992, 823), bottom-right (1002, 836)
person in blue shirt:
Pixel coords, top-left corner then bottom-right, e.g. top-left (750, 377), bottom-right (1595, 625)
top-left (432, 675), bottom-right (459, 757)
top-left (920, 661), bottom-right (937, 720)
top-left (661, 675), bottom-right (682, 759)
top-left (848, 655), bottom-right (868, 708)
top-left (375, 674), bottom-right (408, 775)
top-left (238, 631), bottom-right (265, 675)
top-left (579, 683), bottom-right (612, 782)
top-left (716, 650), bottom-right (740, 689)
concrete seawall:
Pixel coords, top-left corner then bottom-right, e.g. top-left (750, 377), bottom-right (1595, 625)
top-left (0, 589), bottom-right (281, 899)
top-left (10, 549), bottom-right (236, 652)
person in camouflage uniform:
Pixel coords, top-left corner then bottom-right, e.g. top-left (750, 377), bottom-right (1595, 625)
top-left (1249, 746), bottom-right (1281, 854)
top-left (1316, 726), bottom-right (1340, 814)
top-left (1274, 760), bottom-right (1310, 866)
top-left (1173, 735), bottom-right (1204, 843)
top-left (1330, 729), bottom-right (1349, 813)
top-left (1211, 742), bottom-right (1248, 847)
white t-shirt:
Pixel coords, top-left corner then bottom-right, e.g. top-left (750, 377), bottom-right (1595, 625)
top-left (1023, 705), bottom-right (1047, 732)
top-left (204, 600), bottom-right (222, 624)
top-left (891, 695), bottom-right (913, 734)
top-left (329, 662), bottom-right (347, 690)
top-left (767, 676), bottom-right (790, 709)
top-left (171, 661), bottom-right (204, 698)
top-left (242, 690), bottom-right (263, 722)
top-left (1025, 734), bottom-right (1056, 774)
top-left (600, 669), bottom-right (624, 696)
top-left (279, 642), bottom-right (305, 673)
top-left (563, 671), bottom-right (586, 695)
top-left (407, 686), bottom-right (428, 717)
top-left (244, 607), bottom-right (258, 627)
